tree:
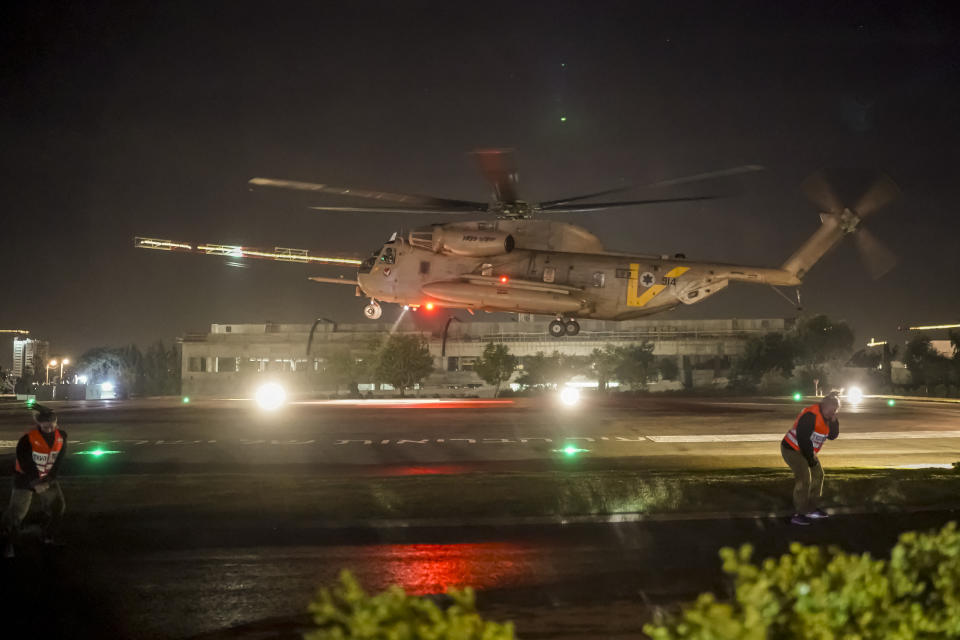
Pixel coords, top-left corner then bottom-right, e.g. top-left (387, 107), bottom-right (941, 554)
top-left (516, 351), bottom-right (584, 389)
top-left (321, 347), bottom-right (368, 397)
top-left (903, 335), bottom-right (954, 392)
top-left (473, 342), bottom-right (518, 397)
top-left (645, 522), bottom-right (960, 640)
top-left (77, 344), bottom-right (145, 397)
top-left (590, 345), bottom-right (620, 392)
top-left (795, 314), bottom-right (855, 364)
top-left (374, 334), bottom-right (434, 397)
top-left (657, 356), bottom-right (680, 382)
top-left (732, 333), bottom-right (799, 385)
top-left (614, 342), bottom-right (656, 390)
top-left (142, 341), bottom-right (180, 396)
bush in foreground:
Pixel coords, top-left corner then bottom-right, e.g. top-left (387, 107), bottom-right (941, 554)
top-left (306, 570), bottom-right (515, 639)
top-left (645, 521), bottom-right (960, 639)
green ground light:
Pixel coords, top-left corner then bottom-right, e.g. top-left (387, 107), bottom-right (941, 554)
top-left (553, 445), bottom-right (590, 457)
top-left (74, 448), bottom-right (121, 457)
top-left (888, 399), bottom-right (896, 407)
top-left (792, 392), bottom-right (803, 402)
top-left (182, 396), bottom-right (190, 404)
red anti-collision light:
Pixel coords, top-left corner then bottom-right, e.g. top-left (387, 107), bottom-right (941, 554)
top-left (499, 275), bottom-right (508, 283)
top-left (425, 302), bottom-right (435, 311)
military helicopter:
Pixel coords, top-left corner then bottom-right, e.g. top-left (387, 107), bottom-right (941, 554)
top-left (138, 152), bottom-right (898, 338)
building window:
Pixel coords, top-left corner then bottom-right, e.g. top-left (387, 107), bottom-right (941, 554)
top-left (447, 357), bottom-right (459, 372)
top-left (615, 268), bottom-right (631, 279)
top-left (459, 357), bottom-right (477, 372)
top-left (188, 357), bottom-right (207, 373)
top-left (225, 326), bottom-right (232, 333)
top-left (247, 358), bottom-right (268, 373)
top-left (216, 357), bottom-right (238, 373)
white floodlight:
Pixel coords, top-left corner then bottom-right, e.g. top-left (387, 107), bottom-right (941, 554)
top-left (847, 386), bottom-right (864, 404)
top-left (255, 382), bottom-right (287, 410)
top-left (559, 386), bottom-right (581, 407)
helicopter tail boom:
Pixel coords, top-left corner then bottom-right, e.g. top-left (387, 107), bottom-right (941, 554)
top-left (780, 213), bottom-right (847, 281)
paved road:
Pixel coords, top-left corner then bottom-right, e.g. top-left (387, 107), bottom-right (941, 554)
top-left (2, 396), bottom-right (959, 638)
top-left (2, 395), bottom-right (959, 472)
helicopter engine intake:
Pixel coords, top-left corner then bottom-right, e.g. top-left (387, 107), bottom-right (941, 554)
top-left (409, 225), bottom-right (515, 257)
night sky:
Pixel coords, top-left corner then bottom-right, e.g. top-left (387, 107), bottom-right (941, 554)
top-left (2, 1), bottom-right (959, 365)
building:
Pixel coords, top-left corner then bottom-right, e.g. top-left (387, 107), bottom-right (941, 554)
top-left (12, 337), bottom-right (49, 381)
top-left (179, 316), bottom-right (793, 397)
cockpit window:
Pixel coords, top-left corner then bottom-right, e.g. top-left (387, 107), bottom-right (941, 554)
top-left (380, 247), bottom-right (396, 264)
top-left (358, 254), bottom-right (377, 274)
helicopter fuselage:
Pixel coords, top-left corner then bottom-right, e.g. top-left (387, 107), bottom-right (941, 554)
top-left (356, 220), bottom-right (800, 325)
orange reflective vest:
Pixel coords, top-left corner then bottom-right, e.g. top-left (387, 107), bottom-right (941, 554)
top-left (784, 404), bottom-right (831, 454)
top-left (14, 428), bottom-right (64, 480)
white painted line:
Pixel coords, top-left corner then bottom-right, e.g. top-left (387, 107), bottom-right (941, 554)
top-left (647, 430), bottom-right (960, 443)
top-left (648, 434), bottom-right (782, 443)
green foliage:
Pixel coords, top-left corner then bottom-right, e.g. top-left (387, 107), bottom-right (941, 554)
top-left (516, 351), bottom-right (584, 388)
top-left (473, 343), bottom-right (518, 397)
top-left (904, 335), bottom-right (957, 392)
top-left (657, 357), bottom-right (680, 382)
top-left (733, 333), bottom-right (799, 385)
top-left (794, 315), bottom-right (855, 365)
top-left (615, 342), bottom-right (657, 390)
top-left (374, 334), bottom-right (435, 397)
top-left (645, 521), bottom-right (960, 640)
top-left (305, 570), bottom-right (514, 640)
top-left (589, 345), bottom-right (620, 391)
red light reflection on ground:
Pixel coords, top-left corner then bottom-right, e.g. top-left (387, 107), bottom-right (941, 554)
top-left (371, 543), bottom-right (530, 595)
top-left (382, 464), bottom-right (473, 476)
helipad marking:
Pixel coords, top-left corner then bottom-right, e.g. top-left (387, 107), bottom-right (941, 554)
top-left (647, 430), bottom-right (960, 443)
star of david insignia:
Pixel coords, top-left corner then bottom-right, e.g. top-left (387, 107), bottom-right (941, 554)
top-left (640, 272), bottom-right (656, 287)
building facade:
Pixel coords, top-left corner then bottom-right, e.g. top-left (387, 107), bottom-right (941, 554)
top-left (179, 316), bottom-right (793, 397)
top-left (12, 337), bottom-right (49, 380)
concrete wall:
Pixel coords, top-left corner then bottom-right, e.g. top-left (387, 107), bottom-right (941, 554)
top-left (180, 317), bottom-right (792, 397)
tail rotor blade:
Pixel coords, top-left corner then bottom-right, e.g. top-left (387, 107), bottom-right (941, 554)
top-left (855, 227), bottom-right (898, 279)
top-left (853, 173), bottom-right (900, 219)
top-left (802, 170), bottom-right (844, 213)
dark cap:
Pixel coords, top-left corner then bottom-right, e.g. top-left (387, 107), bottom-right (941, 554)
top-left (29, 403), bottom-right (57, 422)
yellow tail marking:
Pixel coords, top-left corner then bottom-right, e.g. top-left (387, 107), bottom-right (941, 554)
top-left (627, 264), bottom-right (689, 307)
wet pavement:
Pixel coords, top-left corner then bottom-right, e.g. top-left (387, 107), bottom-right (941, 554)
top-left (1, 396), bottom-right (959, 637)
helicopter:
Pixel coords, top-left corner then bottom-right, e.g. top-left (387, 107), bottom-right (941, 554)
top-left (138, 151), bottom-right (899, 338)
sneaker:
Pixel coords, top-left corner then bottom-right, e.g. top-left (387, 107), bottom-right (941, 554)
top-left (790, 514), bottom-right (812, 526)
top-left (806, 509), bottom-right (830, 519)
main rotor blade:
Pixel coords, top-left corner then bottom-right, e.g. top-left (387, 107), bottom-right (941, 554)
top-left (855, 227), bottom-right (898, 279)
top-left (853, 173), bottom-right (900, 219)
top-left (249, 177), bottom-right (487, 210)
top-left (802, 171), bottom-right (844, 214)
top-left (540, 165), bottom-right (764, 209)
top-left (542, 194), bottom-right (718, 213)
top-left (472, 149), bottom-right (520, 204)
top-left (309, 205), bottom-right (486, 214)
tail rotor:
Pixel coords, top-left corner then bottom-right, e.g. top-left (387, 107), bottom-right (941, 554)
top-left (799, 170), bottom-right (900, 279)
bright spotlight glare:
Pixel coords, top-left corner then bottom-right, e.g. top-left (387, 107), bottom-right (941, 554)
top-left (255, 382), bottom-right (287, 410)
top-left (100, 382), bottom-right (114, 392)
top-left (847, 386), bottom-right (864, 404)
top-left (559, 387), bottom-right (580, 407)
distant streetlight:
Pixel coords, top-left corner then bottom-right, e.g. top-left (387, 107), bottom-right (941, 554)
top-left (60, 358), bottom-right (70, 382)
top-left (47, 359), bottom-right (58, 384)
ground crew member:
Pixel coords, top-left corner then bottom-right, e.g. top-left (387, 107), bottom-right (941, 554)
top-left (781, 392), bottom-right (840, 525)
top-left (2, 403), bottom-right (68, 558)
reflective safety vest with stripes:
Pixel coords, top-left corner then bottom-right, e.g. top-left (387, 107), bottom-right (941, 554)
top-left (784, 404), bottom-right (831, 454)
top-left (14, 428), bottom-right (64, 480)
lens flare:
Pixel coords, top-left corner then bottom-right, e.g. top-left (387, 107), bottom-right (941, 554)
top-left (255, 382), bottom-right (287, 410)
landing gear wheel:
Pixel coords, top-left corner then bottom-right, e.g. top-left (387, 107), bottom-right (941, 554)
top-left (548, 320), bottom-right (566, 338)
top-left (565, 320), bottom-right (580, 336)
top-left (363, 302), bottom-right (382, 320)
